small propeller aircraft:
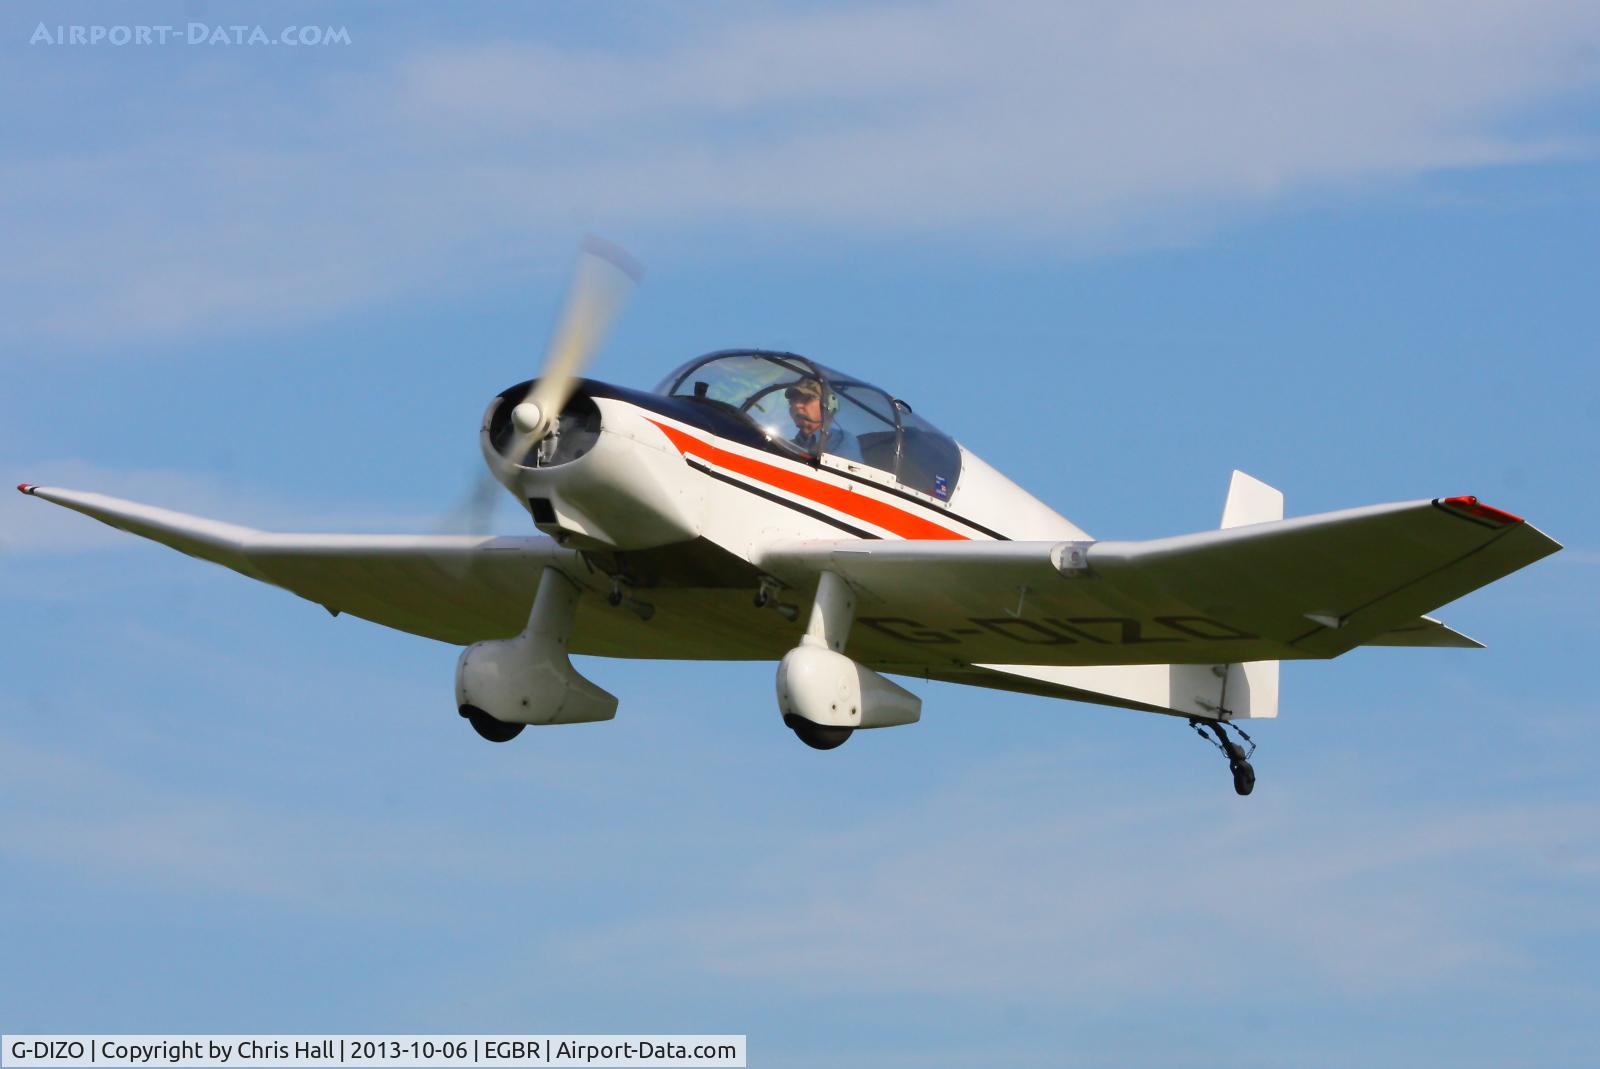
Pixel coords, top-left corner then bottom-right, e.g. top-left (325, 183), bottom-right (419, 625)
top-left (19, 240), bottom-right (1561, 794)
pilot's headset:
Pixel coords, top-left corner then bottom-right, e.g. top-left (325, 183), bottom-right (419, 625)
top-left (818, 379), bottom-right (840, 417)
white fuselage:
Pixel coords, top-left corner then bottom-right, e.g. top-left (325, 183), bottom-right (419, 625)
top-left (488, 388), bottom-right (1089, 574)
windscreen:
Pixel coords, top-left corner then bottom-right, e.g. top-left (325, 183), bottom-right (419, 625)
top-left (657, 351), bottom-right (962, 497)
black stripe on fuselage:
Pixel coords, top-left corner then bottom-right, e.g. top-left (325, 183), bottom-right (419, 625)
top-left (684, 458), bottom-right (882, 540)
top-left (820, 464), bottom-right (1010, 541)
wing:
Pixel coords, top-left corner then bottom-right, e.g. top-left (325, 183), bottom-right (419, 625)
top-left (22, 485), bottom-right (830, 659)
top-left (22, 485), bottom-right (573, 644)
top-left (756, 496), bottom-right (1559, 669)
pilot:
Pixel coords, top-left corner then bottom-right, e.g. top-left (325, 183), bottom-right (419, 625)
top-left (786, 377), bottom-right (861, 461)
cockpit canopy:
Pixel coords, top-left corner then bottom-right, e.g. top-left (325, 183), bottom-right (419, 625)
top-left (654, 350), bottom-right (962, 501)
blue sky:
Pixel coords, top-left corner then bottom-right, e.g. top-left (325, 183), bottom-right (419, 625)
top-left (2, 2), bottom-right (1598, 1066)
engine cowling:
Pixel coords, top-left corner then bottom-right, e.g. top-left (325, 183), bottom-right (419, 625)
top-left (481, 383), bottom-right (704, 551)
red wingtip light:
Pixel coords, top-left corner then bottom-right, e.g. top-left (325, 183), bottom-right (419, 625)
top-left (17, 483), bottom-right (36, 495)
top-left (1442, 495), bottom-right (1523, 525)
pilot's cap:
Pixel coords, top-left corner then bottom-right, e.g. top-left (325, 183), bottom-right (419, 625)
top-left (785, 378), bottom-right (824, 401)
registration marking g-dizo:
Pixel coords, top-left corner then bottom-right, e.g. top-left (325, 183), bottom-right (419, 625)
top-left (859, 614), bottom-right (1260, 647)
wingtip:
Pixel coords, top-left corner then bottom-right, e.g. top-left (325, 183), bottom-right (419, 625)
top-left (1437, 495), bottom-right (1523, 526)
top-left (17, 483), bottom-right (36, 495)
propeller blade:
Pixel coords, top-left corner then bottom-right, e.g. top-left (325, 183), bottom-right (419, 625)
top-left (435, 470), bottom-right (504, 534)
top-left (515, 236), bottom-right (642, 443)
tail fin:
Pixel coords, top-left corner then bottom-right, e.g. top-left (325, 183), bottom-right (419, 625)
top-left (1220, 469), bottom-right (1283, 529)
top-left (1219, 471), bottom-right (1281, 719)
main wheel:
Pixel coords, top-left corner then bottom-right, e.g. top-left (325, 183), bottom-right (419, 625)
top-left (784, 713), bottom-right (853, 750)
top-left (459, 704), bottom-right (525, 743)
top-left (1230, 759), bottom-right (1256, 796)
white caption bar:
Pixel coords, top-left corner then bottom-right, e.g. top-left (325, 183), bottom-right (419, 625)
top-left (1, 1037), bottom-right (745, 1068)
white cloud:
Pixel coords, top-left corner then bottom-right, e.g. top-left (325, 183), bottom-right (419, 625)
top-left (555, 749), bottom-right (1600, 1003)
top-left (4, 0), bottom-right (1598, 343)
top-left (0, 736), bottom-right (527, 918)
top-left (3, 716), bottom-right (1594, 1011)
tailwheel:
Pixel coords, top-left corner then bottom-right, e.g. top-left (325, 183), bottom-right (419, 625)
top-left (460, 704), bottom-right (525, 743)
top-left (784, 713), bottom-right (853, 751)
top-left (1190, 718), bottom-right (1257, 796)
top-left (1229, 751), bottom-right (1256, 796)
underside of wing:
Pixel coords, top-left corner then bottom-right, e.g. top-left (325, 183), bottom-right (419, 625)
top-left (20, 485), bottom-right (841, 658)
top-left (22, 485), bottom-right (1558, 676)
top-left (22, 486), bottom-right (568, 644)
top-left (757, 496), bottom-right (1559, 670)
top-left (1088, 496), bottom-right (1557, 660)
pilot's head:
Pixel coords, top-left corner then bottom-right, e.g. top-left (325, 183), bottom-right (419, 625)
top-left (785, 378), bottom-right (826, 437)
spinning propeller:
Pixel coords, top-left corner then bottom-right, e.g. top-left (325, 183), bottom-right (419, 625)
top-left (443, 237), bottom-right (641, 533)
top-left (505, 235), bottom-right (642, 455)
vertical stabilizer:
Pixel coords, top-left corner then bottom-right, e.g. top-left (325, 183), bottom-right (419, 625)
top-left (1219, 470), bottom-right (1281, 719)
top-left (1222, 660), bottom-right (1279, 719)
top-left (1220, 469), bottom-right (1284, 529)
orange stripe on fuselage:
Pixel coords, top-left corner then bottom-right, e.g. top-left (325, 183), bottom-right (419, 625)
top-left (645, 419), bottom-right (969, 541)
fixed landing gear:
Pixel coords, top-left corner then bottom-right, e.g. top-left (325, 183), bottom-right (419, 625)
top-left (774, 571), bottom-right (920, 751)
top-left (784, 713), bottom-right (853, 750)
top-left (460, 703), bottom-right (525, 743)
top-left (1190, 718), bottom-right (1256, 796)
